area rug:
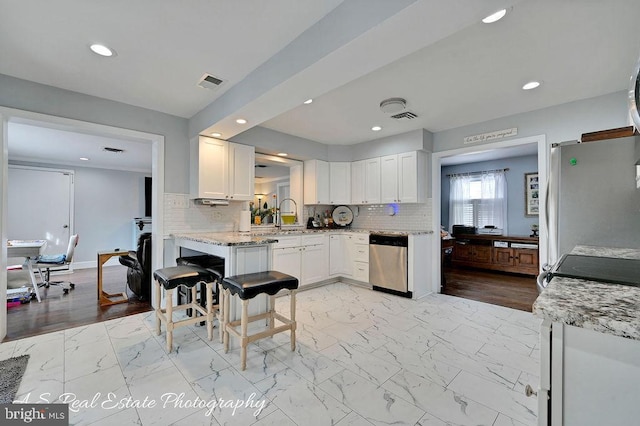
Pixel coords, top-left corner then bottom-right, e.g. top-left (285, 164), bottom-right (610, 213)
top-left (0, 355), bottom-right (29, 403)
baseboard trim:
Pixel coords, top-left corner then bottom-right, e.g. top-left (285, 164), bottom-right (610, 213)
top-left (73, 258), bottom-right (122, 270)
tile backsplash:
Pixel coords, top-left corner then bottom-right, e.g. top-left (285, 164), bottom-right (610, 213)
top-left (164, 193), bottom-right (433, 235)
top-left (164, 193), bottom-right (246, 235)
top-left (304, 201), bottom-right (433, 232)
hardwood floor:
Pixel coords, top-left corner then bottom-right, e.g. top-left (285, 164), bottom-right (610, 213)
top-left (4, 265), bottom-right (152, 342)
top-left (442, 265), bottom-right (539, 312)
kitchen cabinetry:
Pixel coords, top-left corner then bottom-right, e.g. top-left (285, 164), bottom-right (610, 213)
top-left (329, 233), bottom-right (369, 281)
top-left (350, 233), bottom-right (369, 282)
top-left (329, 162), bottom-right (351, 205)
top-left (351, 158), bottom-right (381, 205)
top-left (272, 234), bottom-right (328, 287)
top-left (539, 320), bottom-right (640, 426)
top-left (303, 160), bottom-right (330, 205)
top-left (380, 151), bottom-right (427, 203)
top-left (329, 234), bottom-right (348, 277)
top-left (228, 142), bottom-right (254, 200)
top-left (452, 235), bottom-right (539, 275)
top-left (191, 136), bottom-right (254, 201)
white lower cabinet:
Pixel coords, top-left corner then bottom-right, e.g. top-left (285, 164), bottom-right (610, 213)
top-left (272, 246), bottom-right (301, 281)
top-left (351, 234), bottom-right (369, 282)
top-left (329, 234), bottom-right (352, 277)
top-left (301, 242), bottom-right (327, 285)
top-left (274, 232), bottom-right (370, 286)
top-left (330, 233), bottom-right (369, 281)
top-left (539, 320), bottom-right (640, 426)
top-left (272, 234), bottom-right (328, 288)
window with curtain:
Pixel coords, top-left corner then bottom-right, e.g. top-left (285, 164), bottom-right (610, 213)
top-left (449, 170), bottom-right (508, 231)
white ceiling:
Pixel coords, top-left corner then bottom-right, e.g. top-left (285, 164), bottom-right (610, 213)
top-left (263, 0), bottom-right (640, 144)
top-left (8, 121), bottom-right (152, 173)
top-left (0, 0), bottom-right (344, 118)
top-left (2, 0), bottom-right (640, 167)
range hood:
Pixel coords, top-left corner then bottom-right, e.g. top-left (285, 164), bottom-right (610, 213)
top-left (194, 198), bottom-right (229, 206)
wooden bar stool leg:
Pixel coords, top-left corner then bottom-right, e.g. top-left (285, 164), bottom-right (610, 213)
top-left (241, 299), bottom-right (249, 371)
top-left (268, 295), bottom-right (275, 332)
top-left (290, 290), bottom-right (297, 351)
top-left (206, 282), bottom-right (213, 341)
top-left (154, 279), bottom-right (162, 336)
top-left (166, 288), bottom-right (174, 352)
top-left (217, 283), bottom-right (224, 343)
top-left (223, 289), bottom-right (230, 353)
top-left (190, 286), bottom-right (197, 319)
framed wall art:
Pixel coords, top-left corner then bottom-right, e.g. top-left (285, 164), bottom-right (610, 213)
top-left (525, 172), bottom-right (539, 216)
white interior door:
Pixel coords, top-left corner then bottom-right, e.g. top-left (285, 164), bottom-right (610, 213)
top-left (8, 166), bottom-right (73, 256)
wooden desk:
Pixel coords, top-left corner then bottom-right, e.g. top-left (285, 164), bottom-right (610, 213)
top-left (97, 250), bottom-right (129, 306)
top-left (8, 240), bottom-right (46, 302)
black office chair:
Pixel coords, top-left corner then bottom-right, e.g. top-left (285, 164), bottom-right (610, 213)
top-left (119, 233), bottom-right (152, 301)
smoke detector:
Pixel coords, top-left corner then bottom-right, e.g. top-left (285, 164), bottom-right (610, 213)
top-left (379, 97), bottom-right (407, 114)
top-left (197, 73), bottom-right (225, 90)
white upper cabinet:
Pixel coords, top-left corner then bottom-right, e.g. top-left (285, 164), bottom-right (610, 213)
top-left (329, 162), bottom-right (351, 205)
top-left (191, 136), bottom-right (254, 200)
top-left (352, 158), bottom-right (380, 204)
top-left (380, 154), bottom-right (399, 203)
top-left (191, 137), bottom-right (228, 199)
top-left (380, 151), bottom-right (427, 203)
top-left (304, 160), bottom-right (330, 205)
top-left (228, 142), bottom-right (254, 201)
top-left (397, 151), bottom-right (420, 203)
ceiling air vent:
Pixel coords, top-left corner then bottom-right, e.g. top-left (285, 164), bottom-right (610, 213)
top-left (391, 111), bottom-right (418, 120)
top-left (103, 147), bottom-right (124, 153)
top-left (197, 73), bottom-right (225, 90)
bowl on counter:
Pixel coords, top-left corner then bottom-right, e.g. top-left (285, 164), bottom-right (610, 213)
top-left (281, 214), bottom-right (296, 224)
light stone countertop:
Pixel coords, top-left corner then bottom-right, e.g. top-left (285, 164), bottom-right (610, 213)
top-left (172, 232), bottom-right (279, 247)
top-left (533, 245), bottom-right (640, 340)
top-left (172, 228), bottom-right (434, 246)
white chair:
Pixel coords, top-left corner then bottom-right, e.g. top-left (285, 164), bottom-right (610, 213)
top-left (32, 234), bottom-right (79, 295)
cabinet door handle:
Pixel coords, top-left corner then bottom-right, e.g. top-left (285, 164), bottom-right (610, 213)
top-left (525, 384), bottom-right (537, 397)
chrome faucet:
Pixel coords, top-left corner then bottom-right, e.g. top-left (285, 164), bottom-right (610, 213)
top-left (276, 198), bottom-right (298, 228)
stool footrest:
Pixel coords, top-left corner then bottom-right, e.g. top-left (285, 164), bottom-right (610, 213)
top-left (226, 323), bottom-right (294, 344)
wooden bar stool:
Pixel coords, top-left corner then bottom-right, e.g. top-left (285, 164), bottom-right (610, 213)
top-left (153, 265), bottom-right (221, 352)
top-left (221, 271), bottom-right (298, 370)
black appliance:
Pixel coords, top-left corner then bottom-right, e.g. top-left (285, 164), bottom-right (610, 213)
top-left (538, 254), bottom-right (640, 292)
top-left (451, 225), bottom-right (476, 236)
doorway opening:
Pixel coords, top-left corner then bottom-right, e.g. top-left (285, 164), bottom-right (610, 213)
top-left (430, 135), bottom-right (548, 311)
top-left (0, 108), bottom-right (165, 341)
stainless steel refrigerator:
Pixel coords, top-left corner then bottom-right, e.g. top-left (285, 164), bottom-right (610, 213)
top-left (546, 134), bottom-right (640, 262)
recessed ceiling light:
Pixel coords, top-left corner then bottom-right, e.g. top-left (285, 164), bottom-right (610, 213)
top-left (303, 99), bottom-right (313, 105)
top-left (211, 132), bottom-right (222, 137)
top-left (277, 152), bottom-right (288, 157)
top-left (371, 126), bottom-right (382, 132)
top-left (236, 118), bottom-right (247, 124)
top-left (79, 157), bottom-right (90, 161)
top-left (89, 43), bottom-right (115, 57)
top-left (482, 9), bottom-right (507, 24)
top-left (522, 81), bottom-right (541, 90)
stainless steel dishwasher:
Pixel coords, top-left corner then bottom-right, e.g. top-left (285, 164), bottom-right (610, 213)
top-left (369, 233), bottom-right (411, 298)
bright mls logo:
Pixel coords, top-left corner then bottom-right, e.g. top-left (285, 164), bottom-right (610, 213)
top-left (2, 404), bottom-right (68, 425)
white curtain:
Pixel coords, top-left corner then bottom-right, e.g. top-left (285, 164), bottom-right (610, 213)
top-left (449, 175), bottom-right (470, 230)
top-left (449, 170), bottom-right (508, 232)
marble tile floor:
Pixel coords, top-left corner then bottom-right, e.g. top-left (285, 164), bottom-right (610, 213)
top-left (0, 282), bottom-right (541, 426)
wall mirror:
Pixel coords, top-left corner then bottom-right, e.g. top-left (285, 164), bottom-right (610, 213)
top-left (629, 53), bottom-right (640, 131)
top-left (254, 153), bottom-right (303, 225)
